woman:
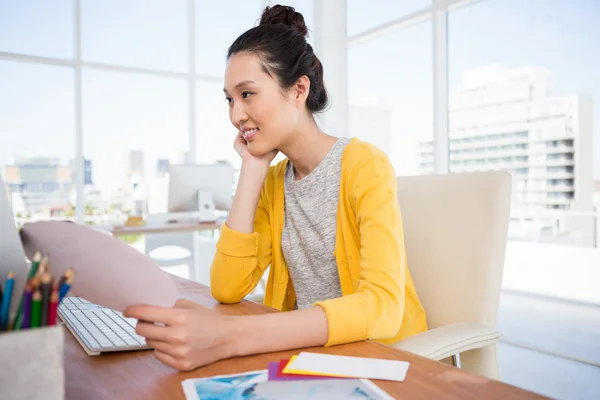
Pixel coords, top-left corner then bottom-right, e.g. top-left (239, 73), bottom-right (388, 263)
top-left (124, 5), bottom-right (427, 371)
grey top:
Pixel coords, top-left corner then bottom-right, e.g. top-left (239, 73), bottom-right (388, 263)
top-left (281, 137), bottom-right (352, 309)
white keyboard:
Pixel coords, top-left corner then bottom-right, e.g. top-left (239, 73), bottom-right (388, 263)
top-left (58, 296), bottom-right (150, 356)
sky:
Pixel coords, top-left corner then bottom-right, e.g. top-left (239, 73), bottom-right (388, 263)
top-left (0, 0), bottom-right (599, 195)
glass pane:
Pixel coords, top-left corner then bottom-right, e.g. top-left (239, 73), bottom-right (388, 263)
top-left (348, 22), bottom-right (433, 176)
top-left (449, 0), bottom-right (599, 248)
top-left (195, 0), bottom-right (262, 77)
top-left (450, 4), bottom-right (600, 397)
top-left (347, 0), bottom-right (431, 37)
top-left (0, 61), bottom-right (75, 221)
top-left (81, 0), bottom-right (187, 72)
top-left (82, 69), bottom-right (189, 223)
top-left (196, 81), bottom-right (240, 168)
top-left (0, 0), bottom-right (74, 59)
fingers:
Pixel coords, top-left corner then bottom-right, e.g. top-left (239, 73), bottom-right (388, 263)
top-left (136, 321), bottom-right (172, 341)
top-left (154, 350), bottom-right (194, 372)
top-left (123, 305), bottom-right (181, 325)
top-left (153, 350), bottom-right (181, 370)
top-left (235, 131), bottom-right (247, 142)
top-left (174, 298), bottom-right (196, 309)
top-left (146, 339), bottom-right (179, 357)
top-left (233, 132), bottom-right (246, 147)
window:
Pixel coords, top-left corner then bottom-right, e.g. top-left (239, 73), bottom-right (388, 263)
top-left (0, 62), bottom-right (75, 220)
top-left (347, 0), bottom-right (431, 36)
top-left (449, 0), bottom-right (598, 248)
top-left (195, 0), bottom-right (262, 78)
top-left (0, 0), bottom-right (73, 59)
top-left (82, 70), bottom-right (188, 220)
top-left (348, 21), bottom-right (433, 176)
top-left (196, 81), bottom-right (239, 168)
top-left (81, 0), bottom-right (187, 72)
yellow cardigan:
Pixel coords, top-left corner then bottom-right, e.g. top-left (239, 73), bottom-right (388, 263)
top-left (210, 138), bottom-right (428, 346)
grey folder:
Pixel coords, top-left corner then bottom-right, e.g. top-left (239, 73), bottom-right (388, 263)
top-left (0, 325), bottom-right (65, 400)
top-left (0, 173), bottom-right (29, 319)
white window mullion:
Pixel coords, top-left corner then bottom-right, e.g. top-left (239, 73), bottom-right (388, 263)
top-left (314, 0), bottom-right (348, 137)
top-left (188, 0), bottom-right (197, 163)
top-left (74, 0), bottom-right (84, 222)
top-left (432, 6), bottom-right (449, 174)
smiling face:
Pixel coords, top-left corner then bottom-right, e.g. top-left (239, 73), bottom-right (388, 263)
top-left (223, 52), bottom-right (306, 157)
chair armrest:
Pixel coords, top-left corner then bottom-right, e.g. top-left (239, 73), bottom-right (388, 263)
top-left (245, 293), bottom-right (265, 303)
top-left (391, 322), bottom-right (501, 361)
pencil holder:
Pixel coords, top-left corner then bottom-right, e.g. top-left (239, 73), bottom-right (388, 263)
top-left (0, 325), bottom-right (64, 400)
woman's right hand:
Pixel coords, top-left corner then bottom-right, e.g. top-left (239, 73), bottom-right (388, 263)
top-left (228, 132), bottom-right (276, 234)
top-left (234, 132), bottom-right (279, 168)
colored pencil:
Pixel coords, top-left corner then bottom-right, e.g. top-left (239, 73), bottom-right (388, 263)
top-left (20, 284), bottom-right (33, 329)
top-left (14, 254), bottom-right (43, 330)
top-left (57, 268), bottom-right (73, 290)
top-left (36, 256), bottom-right (48, 279)
top-left (7, 251), bottom-right (76, 331)
top-left (30, 274), bottom-right (41, 289)
top-left (58, 274), bottom-right (74, 303)
top-left (48, 288), bottom-right (59, 326)
top-left (0, 272), bottom-right (15, 329)
top-left (30, 289), bottom-right (42, 328)
top-left (40, 272), bottom-right (51, 326)
top-left (27, 252), bottom-right (42, 281)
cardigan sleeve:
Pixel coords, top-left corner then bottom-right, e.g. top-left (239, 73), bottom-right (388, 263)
top-left (314, 154), bottom-right (405, 346)
top-left (210, 177), bottom-right (273, 304)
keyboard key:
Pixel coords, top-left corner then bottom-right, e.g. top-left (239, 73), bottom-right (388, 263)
top-left (59, 297), bottom-right (149, 353)
top-left (76, 304), bottom-right (101, 310)
top-left (62, 311), bottom-right (98, 349)
top-left (124, 337), bottom-right (142, 346)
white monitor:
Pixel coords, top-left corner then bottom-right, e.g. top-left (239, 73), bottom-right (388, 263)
top-left (167, 163), bottom-right (235, 217)
top-left (0, 173), bottom-right (30, 318)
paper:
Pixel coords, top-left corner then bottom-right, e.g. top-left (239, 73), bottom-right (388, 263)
top-left (284, 355), bottom-right (344, 377)
top-left (182, 370), bottom-right (394, 400)
top-left (268, 360), bottom-right (339, 381)
top-left (283, 352), bottom-right (410, 382)
top-left (19, 221), bottom-right (178, 312)
top-left (182, 370), bottom-right (267, 400)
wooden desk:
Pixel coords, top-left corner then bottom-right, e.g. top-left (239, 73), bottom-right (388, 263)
top-left (64, 277), bottom-right (546, 400)
top-left (96, 221), bottom-right (221, 236)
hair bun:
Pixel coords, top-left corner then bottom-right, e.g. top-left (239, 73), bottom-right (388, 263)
top-left (260, 5), bottom-right (308, 37)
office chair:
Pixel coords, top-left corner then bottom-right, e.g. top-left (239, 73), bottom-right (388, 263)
top-left (391, 171), bottom-right (512, 380)
top-left (144, 214), bottom-right (197, 281)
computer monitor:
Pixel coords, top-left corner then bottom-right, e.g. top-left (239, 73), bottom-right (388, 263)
top-left (167, 162), bottom-right (235, 219)
top-left (0, 173), bottom-right (30, 318)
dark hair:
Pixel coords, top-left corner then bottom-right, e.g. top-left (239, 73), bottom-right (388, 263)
top-left (227, 5), bottom-right (328, 113)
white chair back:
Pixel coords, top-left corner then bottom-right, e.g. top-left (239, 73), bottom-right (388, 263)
top-left (396, 171), bottom-right (512, 329)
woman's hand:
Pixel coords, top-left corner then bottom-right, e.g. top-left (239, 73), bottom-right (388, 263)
top-left (123, 299), bottom-right (236, 371)
top-left (125, 299), bottom-right (330, 372)
top-left (233, 132), bottom-right (279, 167)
